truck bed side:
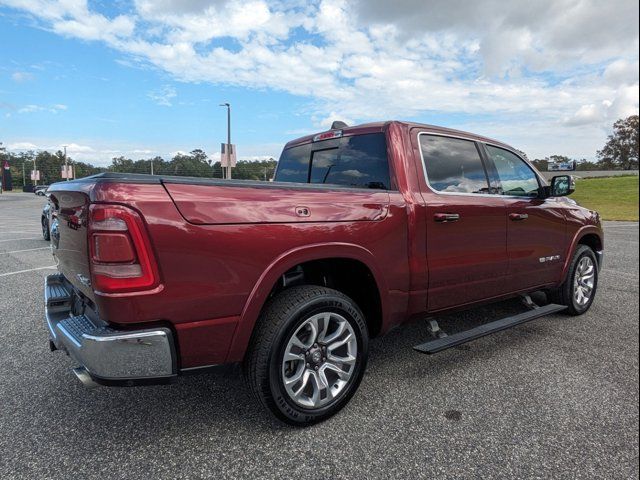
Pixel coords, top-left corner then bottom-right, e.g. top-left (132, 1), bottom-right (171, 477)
top-left (48, 176), bottom-right (410, 368)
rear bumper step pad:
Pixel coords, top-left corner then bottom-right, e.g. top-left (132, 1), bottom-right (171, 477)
top-left (44, 273), bottom-right (72, 311)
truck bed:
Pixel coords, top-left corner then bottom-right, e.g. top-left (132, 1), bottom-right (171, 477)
top-left (46, 173), bottom-right (410, 367)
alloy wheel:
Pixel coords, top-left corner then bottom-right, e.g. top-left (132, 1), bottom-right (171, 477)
top-left (573, 256), bottom-right (595, 306)
top-left (281, 312), bottom-right (358, 409)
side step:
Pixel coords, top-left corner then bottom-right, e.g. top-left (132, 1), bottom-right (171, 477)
top-left (413, 303), bottom-right (567, 354)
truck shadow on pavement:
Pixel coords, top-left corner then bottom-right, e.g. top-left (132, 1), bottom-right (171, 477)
top-left (42, 292), bottom-right (560, 434)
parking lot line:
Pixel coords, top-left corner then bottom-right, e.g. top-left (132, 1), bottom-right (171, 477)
top-left (0, 265), bottom-right (56, 277)
top-left (0, 247), bottom-right (50, 255)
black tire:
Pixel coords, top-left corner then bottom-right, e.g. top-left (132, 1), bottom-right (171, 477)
top-left (547, 245), bottom-right (598, 315)
top-left (41, 217), bottom-right (50, 241)
top-left (244, 285), bottom-right (369, 426)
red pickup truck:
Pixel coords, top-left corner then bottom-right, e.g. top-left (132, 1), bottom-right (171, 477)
top-left (44, 121), bottom-right (603, 425)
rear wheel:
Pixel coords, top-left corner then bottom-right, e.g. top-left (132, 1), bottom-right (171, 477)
top-left (548, 245), bottom-right (598, 315)
top-left (244, 285), bottom-right (368, 425)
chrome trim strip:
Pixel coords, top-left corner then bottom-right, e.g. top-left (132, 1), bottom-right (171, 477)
top-left (416, 131), bottom-right (497, 198)
top-left (415, 131), bottom-right (545, 199)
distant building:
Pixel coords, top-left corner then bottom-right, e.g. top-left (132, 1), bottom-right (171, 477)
top-left (548, 160), bottom-right (577, 172)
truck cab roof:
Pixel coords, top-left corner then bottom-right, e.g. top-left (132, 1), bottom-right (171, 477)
top-left (284, 120), bottom-right (516, 152)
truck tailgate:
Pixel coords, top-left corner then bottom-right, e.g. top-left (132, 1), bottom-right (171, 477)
top-left (163, 182), bottom-right (390, 224)
top-left (48, 190), bottom-right (94, 301)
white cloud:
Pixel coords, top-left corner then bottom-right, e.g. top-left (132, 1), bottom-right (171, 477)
top-left (147, 85), bottom-right (177, 106)
top-left (17, 105), bottom-right (41, 114)
top-left (53, 14), bottom-right (134, 42)
top-left (7, 141), bottom-right (93, 153)
top-left (135, 0), bottom-right (288, 44)
top-left (564, 104), bottom-right (603, 127)
top-left (318, 113), bottom-right (355, 129)
top-left (170, 150), bottom-right (189, 157)
top-left (604, 59), bottom-right (640, 86)
top-left (63, 143), bottom-right (94, 153)
top-left (1, 0), bottom-right (135, 41)
top-left (11, 71), bottom-right (35, 82)
top-left (352, 0), bottom-right (639, 75)
top-left (1, 0), bottom-right (638, 159)
top-left (6, 140), bottom-right (121, 165)
top-left (564, 84), bottom-right (640, 127)
top-left (607, 84), bottom-right (640, 120)
top-left (16, 104), bottom-right (67, 114)
top-left (8, 141), bottom-right (39, 150)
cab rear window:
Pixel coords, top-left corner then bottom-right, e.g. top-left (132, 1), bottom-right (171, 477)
top-left (275, 133), bottom-right (391, 190)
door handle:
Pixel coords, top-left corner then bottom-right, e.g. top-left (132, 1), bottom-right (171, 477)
top-left (434, 213), bottom-right (460, 223)
top-left (509, 213), bottom-right (529, 221)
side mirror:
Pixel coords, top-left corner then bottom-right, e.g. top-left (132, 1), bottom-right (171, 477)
top-left (550, 175), bottom-right (575, 197)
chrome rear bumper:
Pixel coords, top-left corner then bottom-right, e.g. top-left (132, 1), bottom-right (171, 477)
top-left (45, 274), bottom-right (176, 386)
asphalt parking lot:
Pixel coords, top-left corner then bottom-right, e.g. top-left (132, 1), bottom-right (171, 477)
top-left (1, 192), bottom-right (638, 479)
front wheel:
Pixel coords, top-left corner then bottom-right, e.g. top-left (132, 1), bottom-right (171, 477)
top-left (548, 245), bottom-right (598, 315)
top-left (244, 285), bottom-right (368, 425)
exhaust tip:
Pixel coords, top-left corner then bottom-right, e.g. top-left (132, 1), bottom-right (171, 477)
top-left (73, 367), bottom-right (98, 389)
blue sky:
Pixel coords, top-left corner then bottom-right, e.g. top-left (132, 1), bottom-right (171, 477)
top-left (0, 0), bottom-right (638, 166)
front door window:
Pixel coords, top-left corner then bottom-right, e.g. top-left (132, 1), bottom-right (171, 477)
top-left (485, 145), bottom-right (540, 197)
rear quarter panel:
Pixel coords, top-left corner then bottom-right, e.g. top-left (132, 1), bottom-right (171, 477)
top-left (89, 181), bottom-right (409, 367)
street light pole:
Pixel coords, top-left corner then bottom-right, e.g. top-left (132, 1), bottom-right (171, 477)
top-left (62, 145), bottom-right (69, 180)
top-left (219, 103), bottom-right (231, 179)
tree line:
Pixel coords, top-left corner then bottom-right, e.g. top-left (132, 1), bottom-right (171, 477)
top-left (1, 115), bottom-right (637, 188)
top-left (0, 147), bottom-right (277, 187)
top-left (108, 149), bottom-right (277, 181)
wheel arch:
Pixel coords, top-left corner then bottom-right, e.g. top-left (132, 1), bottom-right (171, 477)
top-left (577, 232), bottom-right (603, 253)
top-left (561, 226), bottom-right (604, 282)
top-left (226, 243), bottom-right (388, 363)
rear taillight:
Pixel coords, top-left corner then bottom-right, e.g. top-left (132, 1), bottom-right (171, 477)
top-left (88, 204), bottom-right (160, 294)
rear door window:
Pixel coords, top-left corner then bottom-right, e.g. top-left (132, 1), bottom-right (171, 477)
top-left (276, 133), bottom-right (391, 190)
top-left (419, 134), bottom-right (490, 194)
